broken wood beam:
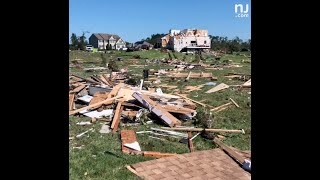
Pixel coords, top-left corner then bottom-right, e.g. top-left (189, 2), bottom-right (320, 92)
top-left (69, 95), bottom-right (124, 115)
top-left (102, 74), bottom-right (115, 87)
top-left (71, 74), bottom-right (100, 84)
top-left (214, 106), bottom-right (231, 113)
top-left (161, 105), bottom-right (196, 114)
top-left (126, 166), bottom-right (140, 176)
top-left (185, 71), bottom-right (192, 81)
top-left (213, 137), bottom-right (245, 165)
top-left (161, 127), bottom-right (245, 134)
top-left (69, 93), bottom-right (75, 111)
top-left (90, 76), bottom-right (105, 84)
top-left (88, 92), bottom-right (109, 109)
top-left (70, 84), bottom-right (86, 93)
top-left (107, 83), bottom-right (124, 99)
top-left (175, 94), bottom-right (209, 107)
top-left (143, 151), bottom-right (177, 158)
top-left (188, 132), bottom-right (194, 152)
top-left (229, 98), bottom-right (240, 108)
top-left (210, 102), bottom-right (233, 112)
top-left (111, 102), bottom-right (124, 134)
top-left (132, 92), bottom-right (181, 127)
top-left (242, 79), bottom-right (251, 88)
top-left (122, 110), bottom-right (138, 118)
top-left (99, 75), bottom-right (111, 86)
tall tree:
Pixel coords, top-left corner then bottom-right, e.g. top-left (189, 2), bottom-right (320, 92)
top-left (78, 32), bottom-right (87, 50)
top-left (70, 33), bottom-right (78, 50)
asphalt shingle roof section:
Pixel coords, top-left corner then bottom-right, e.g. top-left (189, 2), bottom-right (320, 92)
top-left (130, 148), bottom-right (251, 180)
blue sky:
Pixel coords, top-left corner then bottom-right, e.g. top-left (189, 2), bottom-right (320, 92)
top-left (69, 0), bottom-right (251, 43)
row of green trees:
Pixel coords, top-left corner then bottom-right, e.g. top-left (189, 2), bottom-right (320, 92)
top-left (70, 32), bottom-right (89, 50)
top-left (209, 35), bottom-right (251, 53)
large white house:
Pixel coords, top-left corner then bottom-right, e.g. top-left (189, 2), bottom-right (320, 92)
top-left (89, 33), bottom-right (126, 50)
top-left (157, 29), bottom-right (211, 52)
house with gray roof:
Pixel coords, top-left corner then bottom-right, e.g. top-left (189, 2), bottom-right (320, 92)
top-left (89, 33), bottom-right (126, 50)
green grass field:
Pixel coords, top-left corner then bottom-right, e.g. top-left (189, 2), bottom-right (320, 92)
top-left (69, 49), bottom-right (251, 179)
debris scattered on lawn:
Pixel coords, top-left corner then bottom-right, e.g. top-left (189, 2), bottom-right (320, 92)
top-left (123, 141), bottom-right (141, 151)
top-left (230, 97), bottom-right (240, 108)
top-left (80, 109), bottom-right (113, 118)
top-left (99, 124), bottom-right (111, 134)
top-left (204, 82), bottom-right (217, 86)
top-left (76, 128), bottom-right (94, 138)
top-left (72, 145), bottom-right (85, 150)
top-left (77, 95), bottom-right (93, 104)
top-left (242, 79), bottom-right (251, 88)
top-left (76, 121), bottom-right (92, 126)
top-left (205, 83), bottom-right (229, 93)
top-left (69, 53), bottom-right (250, 176)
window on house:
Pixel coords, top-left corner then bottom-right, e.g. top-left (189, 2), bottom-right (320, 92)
top-left (191, 41), bottom-right (196, 43)
top-left (204, 41), bottom-right (207, 44)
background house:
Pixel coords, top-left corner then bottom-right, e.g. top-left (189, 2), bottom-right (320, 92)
top-left (157, 29), bottom-right (211, 52)
top-left (89, 33), bottom-right (126, 50)
top-left (134, 41), bottom-right (153, 50)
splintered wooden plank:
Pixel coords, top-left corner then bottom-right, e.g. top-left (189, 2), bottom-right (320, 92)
top-left (112, 104), bottom-right (124, 134)
top-left (229, 98), bottom-right (240, 108)
top-left (70, 74), bottom-right (100, 84)
top-left (69, 95), bottom-right (124, 115)
top-left (108, 83), bottom-right (124, 99)
top-left (69, 75), bottom-right (83, 82)
top-left (70, 84), bottom-right (86, 93)
top-left (224, 75), bottom-right (242, 79)
top-left (88, 92), bottom-right (109, 109)
top-left (69, 93), bottom-right (75, 111)
top-left (102, 74), bottom-right (115, 87)
top-left (205, 83), bottom-right (229, 93)
top-left (188, 132), bottom-right (194, 153)
top-left (175, 94), bottom-right (208, 107)
top-left (99, 75), bottom-right (111, 86)
top-left (185, 71), bottom-right (192, 81)
top-left (90, 76), bottom-right (105, 84)
top-left (121, 130), bottom-right (138, 153)
top-left (184, 85), bottom-right (204, 92)
top-left (161, 127), bottom-right (244, 134)
top-left (122, 111), bottom-right (138, 118)
top-left (161, 105), bottom-right (196, 114)
top-left (143, 151), bottom-right (177, 158)
top-left (132, 92), bottom-right (181, 127)
top-left (242, 79), bottom-right (251, 87)
top-left (116, 88), bottom-right (135, 101)
top-left (126, 166), bottom-right (140, 177)
top-left (210, 102), bottom-right (233, 112)
top-left (111, 101), bottom-right (123, 133)
top-left (213, 138), bottom-right (245, 165)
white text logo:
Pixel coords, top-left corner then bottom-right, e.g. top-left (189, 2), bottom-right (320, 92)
top-left (235, 4), bottom-right (249, 18)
